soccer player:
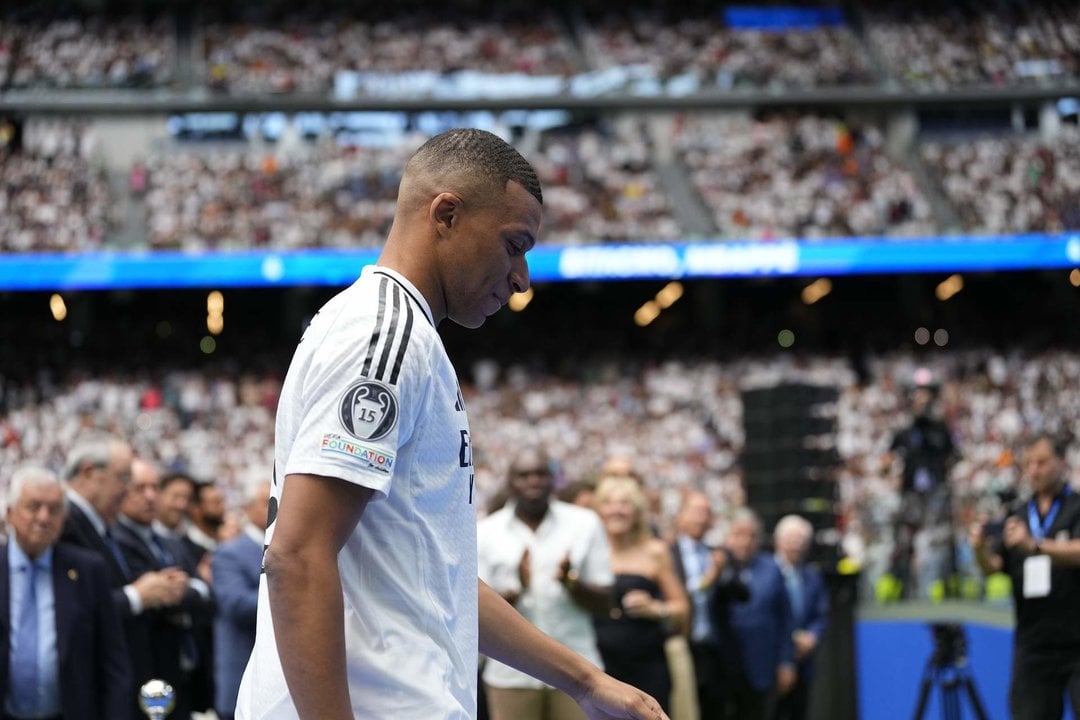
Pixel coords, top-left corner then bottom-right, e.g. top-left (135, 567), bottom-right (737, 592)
top-left (235, 128), bottom-right (669, 720)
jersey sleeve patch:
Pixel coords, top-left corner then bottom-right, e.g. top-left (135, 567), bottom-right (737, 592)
top-left (319, 433), bottom-right (396, 475)
top-left (339, 379), bottom-right (399, 441)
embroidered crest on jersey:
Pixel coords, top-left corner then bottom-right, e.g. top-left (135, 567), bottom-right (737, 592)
top-left (320, 433), bottom-right (396, 475)
top-left (339, 379), bottom-right (398, 441)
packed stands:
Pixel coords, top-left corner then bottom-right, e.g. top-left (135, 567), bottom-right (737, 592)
top-left (0, 121), bottom-right (112, 253)
top-left (922, 125), bottom-right (1080, 234)
top-left (674, 113), bottom-right (936, 240)
top-left (863, 0), bottom-right (1080, 89)
top-left (2, 16), bottom-right (173, 89)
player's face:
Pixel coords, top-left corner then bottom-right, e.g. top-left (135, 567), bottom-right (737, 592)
top-left (7, 482), bottom-right (66, 559)
top-left (677, 494), bottom-right (712, 540)
top-left (158, 480), bottom-right (193, 529)
top-left (443, 180), bottom-right (540, 329)
top-left (98, 444), bottom-right (133, 523)
top-left (121, 465), bottom-right (159, 525)
top-left (725, 519), bottom-right (759, 563)
top-left (1024, 439), bottom-right (1062, 494)
top-left (597, 487), bottom-right (640, 538)
top-left (509, 451), bottom-right (553, 507)
top-left (775, 527), bottom-right (808, 565)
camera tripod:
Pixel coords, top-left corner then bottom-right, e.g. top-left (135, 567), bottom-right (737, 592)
top-left (912, 624), bottom-right (989, 720)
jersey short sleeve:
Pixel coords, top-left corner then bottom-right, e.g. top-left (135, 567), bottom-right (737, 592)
top-left (282, 275), bottom-right (430, 498)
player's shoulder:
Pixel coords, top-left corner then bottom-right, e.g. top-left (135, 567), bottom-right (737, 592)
top-left (306, 268), bottom-right (439, 382)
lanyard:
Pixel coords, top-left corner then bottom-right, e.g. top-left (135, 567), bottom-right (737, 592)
top-left (1028, 486), bottom-right (1071, 542)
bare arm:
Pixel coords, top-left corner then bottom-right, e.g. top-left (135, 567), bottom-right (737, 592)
top-left (1003, 515), bottom-right (1080, 566)
top-left (557, 553), bottom-right (612, 617)
top-left (969, 520), bottom-right (1004, 575)
top-left (654, 544), bottom-right (691, 637)
top-left (264, 473), bottom-right (374, 720)
top-left (479, 580), bottom-right (669, 720)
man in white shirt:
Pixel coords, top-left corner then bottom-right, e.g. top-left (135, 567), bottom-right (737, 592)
top-left (478, 447), bottom-right (613, 720)
top-left (235, 128), bottom-right (669, 720)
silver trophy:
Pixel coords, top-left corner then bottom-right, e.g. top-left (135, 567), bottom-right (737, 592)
top-left (139, 679), bottom-right (176, 720)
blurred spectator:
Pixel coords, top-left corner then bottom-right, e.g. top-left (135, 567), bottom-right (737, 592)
top-left (155, 471), bottom-right (197, 542)
top-left (477, 447), bottom-right (613, 720)
top-left (115, 458), bottom-right (213, 720)
top-left (61, 435), bottom-right (186, 720)
top-left (1, 464), bottom-right (132, 720)
top-left (721, 509), bottom-right (795, 720)
top-left (771, 515), bottom-right (829, 720)
top-left (213, 477), bottom-right (270, 720)
top-left (671, 490), bottom-right (744, 719)
top-left (593, 476), bottom-right (690, 714)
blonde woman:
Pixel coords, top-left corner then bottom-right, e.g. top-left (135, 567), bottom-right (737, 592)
top-left (593, 476), bottom-right (690, 713)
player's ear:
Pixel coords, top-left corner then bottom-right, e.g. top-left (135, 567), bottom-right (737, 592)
top-left (430, 193), bottom-right (462, 238)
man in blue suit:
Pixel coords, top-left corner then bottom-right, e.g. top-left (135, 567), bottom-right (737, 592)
top-left (115, 459), bottom-right (216, 720)
top-left (1, 464), bottom-right (132, 720)
top-left (723, 509), bottom-right (796, 720)
top-left (212, 478), bottom-right (270, 720)
top-left (771, 515), bottom-right (829, 720)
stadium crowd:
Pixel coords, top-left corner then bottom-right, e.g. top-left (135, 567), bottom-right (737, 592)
top-left (3, 350), bottom-right (1078, 600)
top-left (674, 113), bottom-right (936, 240)
top-left (203, 11), bottom-right (577, 96)
top-left (581, 10), bottom-right (874, 90)
top-left (2, 2), bottom-right (1078, 92)
top-left (1, 16), bottom-right (173, 89)
top-left (0, 120), bottom-right (113, 253)
top-left (9, 114), bottom-right (1080, 253)
top-left (922, 124), bottom-right (1080, 234)
top-left (863, 0), bottom-right (1080, 89)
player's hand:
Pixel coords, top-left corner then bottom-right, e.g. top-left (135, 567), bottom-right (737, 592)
top-left (620, 589), bottom-right (657, 619)
top-left (777, 664), bottom-right (797, 696)
top-left (1003, 516), bottom-right (1035, 552)
top-left (793, 630), bottom-right (817, 661)
top-left (518, 548), bottom-right (532, 590)
top-left (968, 517), bottom-right (987, 549)
top-left (573, 670), bottom-right (670, 720)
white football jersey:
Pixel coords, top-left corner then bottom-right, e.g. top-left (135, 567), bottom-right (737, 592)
top-left (236, 265), bottom-right (478, 719)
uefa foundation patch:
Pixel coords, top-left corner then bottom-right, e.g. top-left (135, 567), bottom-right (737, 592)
top-left (320, 433), bottom-right (395, 474)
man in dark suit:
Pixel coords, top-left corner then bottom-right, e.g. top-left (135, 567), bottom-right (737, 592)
top-left (60, 436), bottom-right (187, 720)
top-left (2, 464), bottom-right (132, 720)
top-left (771, 515), bottom-right (829, 720)
top-left (722, 509), bottom-right (796, 720)
top-left (671, 491), bottom-right (749, 719)
top-left (212, 478), bottom-right (270, 720)
top-left (115, 458), bottom-right (215, 720)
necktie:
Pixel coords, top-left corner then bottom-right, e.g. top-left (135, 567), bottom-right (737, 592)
top-left (150, 533), bottom-right (175, 567)
top-left (785, 567), bottom-right (804, 626)
top-left (105, 528), bottom-right (132, 579)
top-left (9, 562), bottom-right (41, 716)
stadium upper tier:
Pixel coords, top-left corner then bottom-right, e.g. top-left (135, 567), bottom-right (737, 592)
top-left (1, 2), bottom-right (1077, 96)
top-left (2, 114), bottom-right (1079, 254)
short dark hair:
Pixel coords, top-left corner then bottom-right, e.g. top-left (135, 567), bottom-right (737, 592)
top-left (160, 471), bottom-right (197, 493)
top-left (409, 128), bottom-right (542, 206)
top-left (1027, 432), bottom-right (1069, 459)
